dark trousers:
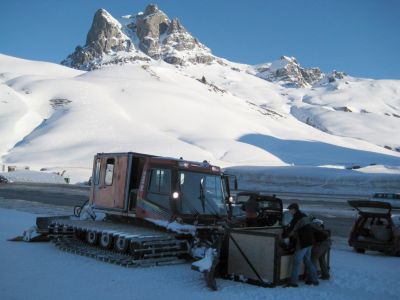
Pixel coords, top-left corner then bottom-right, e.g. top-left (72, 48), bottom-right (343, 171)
top-left (311, 239), bottom-right (331, 278)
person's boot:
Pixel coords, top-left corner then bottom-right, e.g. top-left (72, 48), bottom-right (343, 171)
top-left (320, 274), bottom-right (330, 280)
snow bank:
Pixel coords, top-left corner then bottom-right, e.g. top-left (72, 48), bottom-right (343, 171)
top-left (0, 170), bottom-right (66, 184)
top-left (1, 207), bottom-right (400, 300)
top-left (225, 166), bottom-right (400, 195)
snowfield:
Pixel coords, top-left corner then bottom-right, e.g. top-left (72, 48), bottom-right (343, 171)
top-left (1, 207), bottom-right (400, 300)
top-left (1, 53), bottom-right (400, 186)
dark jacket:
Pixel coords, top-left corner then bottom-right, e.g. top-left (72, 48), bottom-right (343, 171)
top-left (311, 223), bottom-right (330, 244)
top-left (286, 211), bottom-right (314, 249)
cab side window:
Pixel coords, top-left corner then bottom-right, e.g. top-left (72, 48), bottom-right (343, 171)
top-left (104, 158), bottom-right (115, 186)
top-left (147, 169), bottom-right (171, 208)
top-left (94, 158), bottom-right (101, 185)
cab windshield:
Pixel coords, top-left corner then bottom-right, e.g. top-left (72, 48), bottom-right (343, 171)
top-left (178, 171), bottom-right (227, 216)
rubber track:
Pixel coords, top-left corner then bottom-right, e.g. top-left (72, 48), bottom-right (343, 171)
top-left (47, 221), bottom-right (190, 268)
top-left (52, 236), bottom-right (187, 267)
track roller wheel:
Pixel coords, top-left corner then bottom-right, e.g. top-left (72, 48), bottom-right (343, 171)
top-left (86, 231), bottom-right (98, 245)
top-left (114, 236), bottom-right (129, 253)
top-left (100, 232), bottom-right (114, 249)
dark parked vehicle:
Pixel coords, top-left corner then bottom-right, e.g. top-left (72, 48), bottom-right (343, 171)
top-left (0, 175), bottom-right (8, 183)
top-left (369, 193), bottom-right (400, 209)
top-left (232, 192), bottom-right (283, 227)
top-left (348, 200), bottom-right (400, 255)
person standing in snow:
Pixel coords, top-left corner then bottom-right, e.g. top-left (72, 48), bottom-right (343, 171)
top-left (309, 221), bottom-right (331, 281)
top-left (283, 203), bottom-right (319, 288)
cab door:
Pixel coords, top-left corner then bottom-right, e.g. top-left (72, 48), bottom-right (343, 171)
top-left (91, 154), bottom-right (129, 210)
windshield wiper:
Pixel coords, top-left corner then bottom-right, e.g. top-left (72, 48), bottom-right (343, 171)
top-left (199, 181), bottom-right (220, 217)
top-left (177, 177), bottom-right (200, 216)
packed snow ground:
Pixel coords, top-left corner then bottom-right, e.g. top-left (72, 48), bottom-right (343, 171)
top-left (1, 207), bottom-right (400, 300)
top-left (1, 54), bottom-right (400, 185)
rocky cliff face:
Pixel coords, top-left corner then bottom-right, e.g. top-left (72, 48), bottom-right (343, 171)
top-left (134, 4), bottom-right (170, 59)
top-left (62, 4), bottom-right (214, 70)
top-left (62, 9), bottom-right (150, 70)
top-left (254, 56), bottom-right (324, 87)
top-left (62, 4), bottom-right (344, 88)
top-left (161, 18), bottom-right (214, 65)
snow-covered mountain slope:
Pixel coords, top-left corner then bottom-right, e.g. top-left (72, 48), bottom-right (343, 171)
top-left (289, 77), bottom-right (400, 151)
top-left (182, 59), bottom-right (400, 153)
top-left (0, 54), bottom-right (83, 165)
top-left (1, 52), bottom-right (400, 183)
top-left (1, 4), bottom-right (400, 183)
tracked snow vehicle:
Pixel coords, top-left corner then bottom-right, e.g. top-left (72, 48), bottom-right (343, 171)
top-left (22, 152), bottom-right (237, 270)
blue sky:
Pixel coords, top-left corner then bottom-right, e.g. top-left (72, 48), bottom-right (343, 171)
top-left (1, 0), bottom-right (399, 79)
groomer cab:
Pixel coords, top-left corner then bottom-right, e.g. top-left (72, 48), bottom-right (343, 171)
top-left (89, 152), bottom-right (235, 224)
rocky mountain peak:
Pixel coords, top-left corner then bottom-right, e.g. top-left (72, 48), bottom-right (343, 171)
top-left (314, 70), bottom-right (348, 86)
top-left (135, 4), bottom-right (170, 59)
top-left (161, 18), bottom-right (213, 65)
top-left (85, 8), bottom-right (131, 54)
top-left (255, 56), bottom-right (324, 87)
top-left (167, 18), bottom-right (184, 33)
top-left (61, 4), bottom-right (334, 82)
top-left (61, 8), bottom-right (149, 70)
top-left (62, 4), bottom-right (215, 70)
top-left (280, 55), bottom-right (297, 63)
top-left (143, 3), bottom-right (160, 15)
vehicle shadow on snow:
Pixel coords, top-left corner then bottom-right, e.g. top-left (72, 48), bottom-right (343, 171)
top-left (238, 134), bottom-right (400, 167)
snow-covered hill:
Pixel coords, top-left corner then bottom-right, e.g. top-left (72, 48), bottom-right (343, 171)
top-left (1, 4), bottom-right (400, 183)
